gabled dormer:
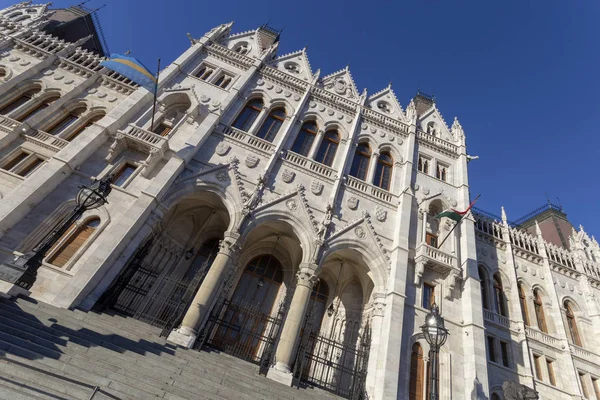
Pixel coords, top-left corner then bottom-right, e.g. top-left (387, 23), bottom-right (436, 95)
top-left (269, 47), bottom-right (314, 82)
top-left (319, 65), bottom-right (359, 100)
top-left (366, 83), bottom-right (407, 122)
top-left (416, 102), bottom-right (455, 143)
top-left (221, 24), bottom-right (280, 60)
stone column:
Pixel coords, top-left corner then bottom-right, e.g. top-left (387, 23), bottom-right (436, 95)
top-left (307, 129), bottom-right (325, 160)
top-left (267, 265), bottom-right (317, 385)
top-left (366, 151), bottom-right (379, 184)
top-left (365, 293), bottom-right (386, 398)
top-left (421, 209), bottom-right (428, 244)
top-left (167, 232), bottom-right (240, 348)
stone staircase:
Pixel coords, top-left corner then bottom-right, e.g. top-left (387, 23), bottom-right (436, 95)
top-left (0, 296), bottom-right (340, 400)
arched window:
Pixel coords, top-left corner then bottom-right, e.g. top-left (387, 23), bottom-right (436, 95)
top-left (418, 155), bottom-right (429, 174)
top-left (65, 112), bottom-right (105, 141)
top-left (315, 130), bottom-right (339, 166)
top-left (0, 87), bottom-right (41, 116)
top-left (47, 217), bottom-right (100, 268)
top-left (152, 102), bottom-right (189, 137)
top-left (234, 42), bottom-right (249, 55)
top-left (409, 343), bottom-right (425, 400)
top-left (195, 65), bottom-right (214, 80)
top-left (255, 107), bottom-right (286, 142)
top-left (214, 74), bottom-right (232, 89)
top-left (18, 94), bottom-right (61, 123)
top-left (427, 122), bottom-right (436, 136)
top-left (518, 283), bottom-right (530, 326)
top-left (493, 273), bottom-right (508, 317)
top-left (47, 107), bottom-right (86, 135)
top-left (565, 301), bottom-right (582, 347)
top-left (183, 237), bottom-right (220, 281)
top-left (291, 121), bottom-right (318, 156)
top-left (374, 151), bottom-right (393, 190)
top-left (349, 143), bottom-right (371, 181)
top-left (478, 266), bottom-right (489, 310)
top-left (533, 289), bottom-right (548, 333)
top-left (232, 98), bottom-right (263, 132)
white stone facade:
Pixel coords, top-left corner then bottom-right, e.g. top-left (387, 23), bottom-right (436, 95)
top-left (0, 3), bottom-right (598, 399)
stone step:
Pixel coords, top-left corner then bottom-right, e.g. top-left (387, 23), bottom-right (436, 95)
top-left (0, 296), bottom-right (341, 400)
top-left (0, 375), bottom-right (67, 400)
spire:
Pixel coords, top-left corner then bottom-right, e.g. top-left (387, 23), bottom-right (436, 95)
top-left (501, 206), bottom-right (507, 223)
top-left (535, 220), bottom-right (542, 237)
top-left (405, 99), bottom-right (417, 124)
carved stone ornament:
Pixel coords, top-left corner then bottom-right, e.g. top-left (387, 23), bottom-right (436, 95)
top-left (215, 142), bottom-right (230, 156)
top-left (355, 227), bottom-right (366, 239)
top-left (311, 180), bottom-right (324, 195)
top-left (296, 270), bottom-right (318, 288)
top-left (309, 101), bottom-right (316, 108)
top-left (502, 381), bottom-right (539, 400)
top-left (200, 95), bottom-right (210, 103)
top-left (216, 171), bottom-right (229, 182)
top-left (282, 169), bottom-right (295, 183)
top-left (334, 79), bottom-right (347, 95)
top-left (286, 199), bottom-right (298, 211)
top-left (347, 196), bottom-right (359, 210)
top-left (245, 154), bottom-right (259, 168)
top-left (375, 207), bottom-right (387, 222)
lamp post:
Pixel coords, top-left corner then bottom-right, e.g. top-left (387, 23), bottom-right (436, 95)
top-left (421, 303), bottom-right (449, 400)
top-left (0, 175), bottom-right (114, 290)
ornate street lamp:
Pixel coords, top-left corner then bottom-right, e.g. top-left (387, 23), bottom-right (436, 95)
top-left (421, 303), bottom-right (449, 400)
top-left (0, 175), bottom-right (114, 290)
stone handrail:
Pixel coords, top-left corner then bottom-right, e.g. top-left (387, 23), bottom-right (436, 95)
top-left (23, 130), bottom-right (69, 152)
top-left (0, 115), bottom-right (21, 133)
top-left (124, 125), bottom-right (168, 148)
top-left (345, 175), bottom-right (395, 204)
top-left (416, 243), bottom-right (458, 269)
top-left (483, 309), bottom-right (511, 329)
top-left (525, 327), bottom-right (562, 348)
top-left (283, 151), bottom-right (336, 180)
top-left (570, 344), bottom-right (600, 364)
top-left (416, 130), bottom-right (459, 155)
top-left (218, 125), bottom-right (275, 154)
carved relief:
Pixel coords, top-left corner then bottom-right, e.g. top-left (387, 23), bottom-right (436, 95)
top-left (347, 196), bottom-right (359, 210)
top-left (286, 199), bottom-right (298, 211)
top-left (282, 169), bottom-right (295, 183)
top-left (355, 227), bottom-right (366, 239)
top-left (311, 180), bottom-right (324, 195)
top-left (216, 142), bottom-right (230, 156)
top-left (245, 154), bottom-right (259, 168)
top-left (375, 207), bottom-right (387, 222)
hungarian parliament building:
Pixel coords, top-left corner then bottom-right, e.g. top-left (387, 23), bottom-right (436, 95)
top-left (0, 2), bottom-right (598, 400)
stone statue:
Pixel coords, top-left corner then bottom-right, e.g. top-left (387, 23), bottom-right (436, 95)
top-left (502, 381), bottom-right (539, 400)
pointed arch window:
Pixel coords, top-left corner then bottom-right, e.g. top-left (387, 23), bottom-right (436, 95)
top-left (195, 65), bottom-right (214, 80)
top-left (533, 289), bottom-right (548, 333)
top-left (349, 143), bottom-right (371, 181)
top-left (409, 343), bottom-right (425, 400)
top-left (518, 283), bottom-right (530, 326)
top-left (478, 266), bottom-right (489, 310)
top-left (565, 301), bottom-right (582, 347)
top-left (493, 273), bottom-right (508, 317)
top-left (418, 155), bottom-right (429, 174)
top-left (315, 129), bottom-right (339, 166)
top-left (256, 107), bottom-right (286, 142)
top-left (65, 112), bottom-right (105, 141)
top-left (215, 74), bottom-right (233, 89)
top-left (232, 98), bottom-right (263, 132)
top-left (374, 151), bottom-right (393, 190)
top-left (309, 279), bottom-right (329, 333)
top-left (183, 237), bottom-right (220, 281)
top-left (0, 87), bottom-right (41, 116)
top-left (291, 121), bottom-right (318, 156)
top-left (17, 94), bottom-right (60, 123)
top-left (47, 107), bottom-right (86, 135)
top-left (47, 217), bottom-right (101, 268)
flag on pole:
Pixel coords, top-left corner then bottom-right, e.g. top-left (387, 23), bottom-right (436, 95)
top-left (435, 196), bottom-right (480, 222)
top-left (100, 54), bottom-right (157, 92)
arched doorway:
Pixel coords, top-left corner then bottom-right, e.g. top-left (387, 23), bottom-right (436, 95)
top-left (208, 255), bottom-right (284, 361)
top-left (98, 192), bottom-right (229, 332)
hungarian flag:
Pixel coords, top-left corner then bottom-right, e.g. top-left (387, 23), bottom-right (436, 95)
top-left (435, 195), bottom-right (480, 222)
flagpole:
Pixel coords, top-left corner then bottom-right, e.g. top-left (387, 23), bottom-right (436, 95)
top-left (150, 58), bottom-right (161, 132)
top-left (436, 194), bottom-right (481, 250)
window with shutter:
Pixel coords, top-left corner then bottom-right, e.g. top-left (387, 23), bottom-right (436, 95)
top-left (47, 217), bottom-right (100, 268)
top-left (409, 343), bottom-right (424, 400)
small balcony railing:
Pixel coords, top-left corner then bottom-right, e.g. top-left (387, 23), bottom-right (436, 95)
top-left (118, 124), bottom-right (169, 154)
top-left (218, 124), bottom-right (275, 154)
top-left (483, 309), bottom-right (512, 329)
top-left (0, 115), bottom-right (21, 134)
top-left (525, 326), bottom-right (562, 349)
top-left (345, 175), bottom-right (395, 204)
top-left (283, 151), bottom-right (337, 180)
top-left (570, 344), bottom-right (600, 365)
top-left (415, 243), bottom-right (457, 273)
top-left (23, 130), bottom-right (69, 152)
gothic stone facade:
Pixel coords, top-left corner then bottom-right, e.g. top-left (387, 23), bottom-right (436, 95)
top-left (0, 3), bottom-right (599, 400)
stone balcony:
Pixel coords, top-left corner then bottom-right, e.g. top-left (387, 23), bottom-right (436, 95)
top-left (483, 309), bottom-right (514, 330)
top-left (283, 150), bottom-right (337, 182)
top-left (22, 129), bottom-right (69, 153)
top-left (344, 175), bottom-right (396, 205)
top-left (217, 124), bottom-right (275, 156)
top-left (0, 115), bottom-right (21, 135)
top-left (414, 243), bottom-right (461, 298)
top-left (416, 130), bottom-right (459, 156)
top-left (570, 344), bottom-right (600, 365)
top-left (525, 326), bottom-right (563, 349)
top-left (106, 124), bottom-right (170, 177)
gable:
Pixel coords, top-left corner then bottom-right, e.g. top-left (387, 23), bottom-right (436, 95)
top-left (269, 48), bottom-right (314, 82)
top-left (319, 66), bottom-right (359, 100)
top-left (417, 106), bottom-right (454, 142)
top-left (367, 84), bottom-right (407, 122)
top-left (220, 30), bottom-right (261, 58)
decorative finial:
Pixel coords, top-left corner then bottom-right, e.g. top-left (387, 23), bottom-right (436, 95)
top-left (501, 206), bottom-right (507, 223)
top-left (535, 220), bottom-right (542, 237)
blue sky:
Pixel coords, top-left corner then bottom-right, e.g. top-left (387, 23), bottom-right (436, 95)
top-left (44, 0), bottom-right (600, 236)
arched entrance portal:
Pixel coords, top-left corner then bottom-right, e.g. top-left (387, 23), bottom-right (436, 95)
top-left (99, 192), bottom-right (229, 332)
top-left (208, 255), bottom-right (284, 361)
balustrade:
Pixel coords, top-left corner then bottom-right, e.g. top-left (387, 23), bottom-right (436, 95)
top-left (570, 345), bottom-right (600, 364)
top-left (483, 309), bottom-right (511, 329)
top-left (525, 326), bottom-right (562, 348)
top-left (345, 175), bottom-right (394, 204)
top-left (415, 243), bottom-right (458, 274)
top-left (283, 151), bottom-right (336, 180)
top-left (0, 115), bottom-right (21, 134)
top-left (23, 130), bottom-right (69, 152)
top-left (416, 130), bottom-right (459, 154)
top-left (218, 125), bottom-right (275, 154)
